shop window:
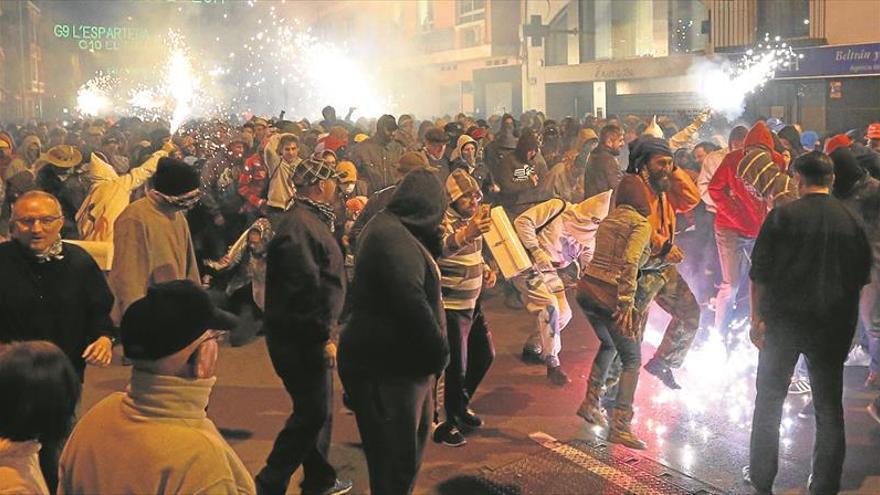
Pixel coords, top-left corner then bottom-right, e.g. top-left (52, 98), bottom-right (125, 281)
top-left (757, 0), bottom-right (810, 39)
top-left (458, 0), bottom-right (486, 25)
top-left (669, 0), bottom-right (708, 54)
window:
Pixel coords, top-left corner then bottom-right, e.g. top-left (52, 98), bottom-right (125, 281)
top-left (458, 0), bottom-right (485, 24)
top-left (546, 12), bottom-right (568, 66)
top-left (418, 0), bottom-right (433, 31)
top-left (668, 0), bottom-right (708, 54)
top-left (757, 0), bottom-right (810, 39)
top-left (462, 25), bottom-right (483, 48)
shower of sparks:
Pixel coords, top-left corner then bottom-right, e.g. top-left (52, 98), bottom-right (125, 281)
top-left (76, 74), bottom-right (115, 117)
top-left (165, 32), bottom-right (199, 133)
top-left (696, 34), bottom-right (804, 119)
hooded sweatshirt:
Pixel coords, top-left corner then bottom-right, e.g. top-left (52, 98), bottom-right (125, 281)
top-left (76, 151), bottom-right (165, 242)
top-left (339, 169), bottom-right (450, 379)
top-left (0, 438), bottom-right (49, 495)
top-left (708, 122), bottom-right (788, 238)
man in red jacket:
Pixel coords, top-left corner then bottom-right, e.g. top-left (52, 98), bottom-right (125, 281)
top-left (708, 122), bottom-right (788, 341)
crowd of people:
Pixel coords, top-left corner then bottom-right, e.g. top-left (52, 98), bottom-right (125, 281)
top-left (1, 105), bottom-right (879, 495)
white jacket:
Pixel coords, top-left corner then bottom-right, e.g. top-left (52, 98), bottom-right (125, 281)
top-left (76, 151), bottom-right (165, 242)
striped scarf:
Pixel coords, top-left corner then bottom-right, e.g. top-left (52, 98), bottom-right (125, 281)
top-left (297, 197), bottom-right (337, 233)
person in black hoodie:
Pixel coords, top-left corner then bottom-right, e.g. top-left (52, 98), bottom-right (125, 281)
top-left (338, 169), bottom-right (450, 495)
top-left (256, 157), bottom-right (352, 495)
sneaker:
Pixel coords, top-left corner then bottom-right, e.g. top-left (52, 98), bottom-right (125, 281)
top-left (302, 479), bottom-right (354, 495)
top-left (798, 398), bottom-right (815, 419)
top-left (432, 422), bottom-right (467, 447)
top-left (521, 348), bottom-right (544, 365)
top-left (644, 358), bottom-right (682, 390)
top-left (868, 398), bottom-right (880, 426)
top-left (845, 346), bottom-right (871, 367)
top-left (457, 408), bottom-right (484, 429)
top-left (788, 378), bottom-right (812, 395)
top-left (742, 465), bottom-right (752, 485)
top-left (547, 365), bottom-right (571, 386)
top-left (865, 371), bottom-right (880, 390)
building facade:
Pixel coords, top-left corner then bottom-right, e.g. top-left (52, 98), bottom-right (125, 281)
top-left (0, 0), bottom-right (44, 121)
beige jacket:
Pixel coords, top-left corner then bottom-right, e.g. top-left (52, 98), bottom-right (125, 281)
top-left (0, 438), bottom-right (49, 495)
top-left (60, 372), bottom-right (255, 495)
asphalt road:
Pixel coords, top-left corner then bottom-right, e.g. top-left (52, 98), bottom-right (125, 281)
top-left (81, 287), bottom-right (880, 494)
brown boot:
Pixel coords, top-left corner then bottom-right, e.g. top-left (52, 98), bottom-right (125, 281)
top-left (576, 380), bottom-right (608, 428)
top-left (608, 408), bottom-right (646, 450)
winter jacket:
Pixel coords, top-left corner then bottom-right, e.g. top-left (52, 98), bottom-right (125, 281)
top-left (583, 144), bottom-right (622, 200)
top-left (708, 122), bottom-right (790, 239)
top-left (265, 200), bottom-right (345, 345)
top-left (76, 151), bottom-right (165, 242)
top-left (697, 147), bottom-right (727, 213)
top-left (200, 155), bottom-right (244, 218)
top-left (37, 165), bottom-right (91, 240)
top-left (439, 207), bottom-right (487, 311)
top-left (59, 372), bottom-right (255, 495)
top-left (348, 185), bottom-right (396, 253)
top-left (350, 137), bottom-right (404, 192)
top-left (539, 158), bottom-right (586, 204)
top-left (0, 439), bottom-right (49, 495)
top-left (736, 149), bottom-right (798, 208)
top-left (580, 204), bottom-right (652, 313)
top-left (339, 169), bottom-right (449, 379)
top-left (497, 152), bottom-right (540, 217)
top-left (238, 152), bottom-right (268, 213)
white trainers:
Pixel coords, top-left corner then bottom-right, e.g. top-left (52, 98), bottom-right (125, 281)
top-left (844, 346), bottom-right (871, 367)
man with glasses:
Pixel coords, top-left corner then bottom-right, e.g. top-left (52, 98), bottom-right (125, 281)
top-left (59, 279), bottom-right (255, 494)
top-left (0, 190), bottom-right (114, 492)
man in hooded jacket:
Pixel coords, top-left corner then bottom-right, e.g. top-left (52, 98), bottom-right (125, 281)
top-left (339, 169), bottom-right (450, 495)
top-left (350, 114), bottom-right (404, 192)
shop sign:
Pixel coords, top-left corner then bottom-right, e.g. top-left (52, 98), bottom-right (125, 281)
top-left (775, 43), bottom-right (880, 79)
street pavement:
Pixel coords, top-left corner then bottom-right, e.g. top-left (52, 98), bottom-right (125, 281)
top-left (81, 287), bottom-right (880, 494)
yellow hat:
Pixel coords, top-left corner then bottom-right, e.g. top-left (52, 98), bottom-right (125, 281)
top-left (337, 161), bottom-right (357, 183)
top-left (0, 140), bottom-right (9, 149)
top-left (353, 133), bottom-right (368, 143)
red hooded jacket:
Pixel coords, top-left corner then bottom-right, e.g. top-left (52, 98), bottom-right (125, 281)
top-left (708, 122), bottom-right (784, 238)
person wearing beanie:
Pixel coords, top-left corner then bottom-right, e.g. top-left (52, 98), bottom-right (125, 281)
top-left (338, 169), bottom-right (449, 495)
top-left (109, 156), bottom-right (202, 325)
top-left (830, 147), bottom-right (880, 390)
top-left (777, 125), bottom-right (805, 161)
top-left (59, 280), bottom-right (255, 495)
top-left (347, 151), bottom-right (438, 252)
top-left (622, 136), bottom-right (700, 390)
top-left (0, 190), bottom-right (114, 492)
top-left (496, 129), bottom-right (543, 218)
top-left (350, 114), bottom-right (404, 192)
top-left (868, 123), bottom-right (880, 153)
top-left (513, 190), bottom-right (613, 385)
top-left (257, 156), bottom-right (352, 495)
top-left (746, 152), bottom-right (871, 495)
top-left (432, 169), bottom-right (497, 447)
top-left (576, 173), bottom-right (652, 450)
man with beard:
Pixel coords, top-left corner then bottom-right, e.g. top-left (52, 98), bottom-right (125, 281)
top-left (109, 157), bottom-right (202, 325)
top-left (350, 114), bottom-right (404, 192)
top-left (584, 124), bottom-right (625, 199)
top-left (627, 137), bottom-right (701, 389)
top-left (258, 157), bottom-right (352, 495)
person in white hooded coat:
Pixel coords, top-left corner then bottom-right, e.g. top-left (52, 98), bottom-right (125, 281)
top-left (75, 147), bottom-right (170, 243)
top-left (513, 190), bottom-right (612, 385)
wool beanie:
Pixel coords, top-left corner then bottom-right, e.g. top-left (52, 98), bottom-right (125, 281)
top-left (152, 157), bottom-right (200, 196)
top-left (830, 147), bottom-right (864, 198)
top-left (446, 168), bottom-right (481, 203)
top-left (627, 136), bottom-right (672, 173)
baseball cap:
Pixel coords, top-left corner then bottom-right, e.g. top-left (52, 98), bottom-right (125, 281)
top-left (867, 123), bottom-right (880, 140)
top-left (121, 280), bottom-right (238, 360)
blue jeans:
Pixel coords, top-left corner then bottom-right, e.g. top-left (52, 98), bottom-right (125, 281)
top-left (714, 228), bottom-right (755, 334)
top-left (584, 310), bottom-right (642, 412)
top-left (859, 273), bottom-right (880, 374)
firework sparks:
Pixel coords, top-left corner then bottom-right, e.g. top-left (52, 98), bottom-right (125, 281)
top-left (76, 74), bottom-right (114, 117)
top-left (695, 34), bottom-right (803, 119)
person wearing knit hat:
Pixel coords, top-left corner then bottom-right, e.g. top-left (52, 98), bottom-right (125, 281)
top-left (108, 156), bottom-right (202, 325)
top-left (59, 280), bottom-right (254, 495)
top-left (777, 125), bottom-right (805, 160)
top-left (867, 123), bottom-right (880, 153)
top-left (512, 190), bottom-right (612, 386)
top-left (432, 168), bottom-right (496, 447)
top-left (830, 147), bottom-right (880, 390)
top-left (258, 138), bottom-right (352, 495)
top-left (622, 135), bottom-right (701, 390)
top-left (576, 174), bottom-right (652, 449)
top-left (824, 133), bottom-right (853, 155)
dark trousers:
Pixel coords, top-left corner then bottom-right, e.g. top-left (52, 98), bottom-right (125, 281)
top-left (750, 324), bottom-right (851, 495)
top-left (583, 309), bottom-right (642, 412)
top-left (342, 374), bottom-right (432, 495)
top-left (443, 302), bottom-right (495, 423)
top-left (257, 337), bottom-right (336, 494)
